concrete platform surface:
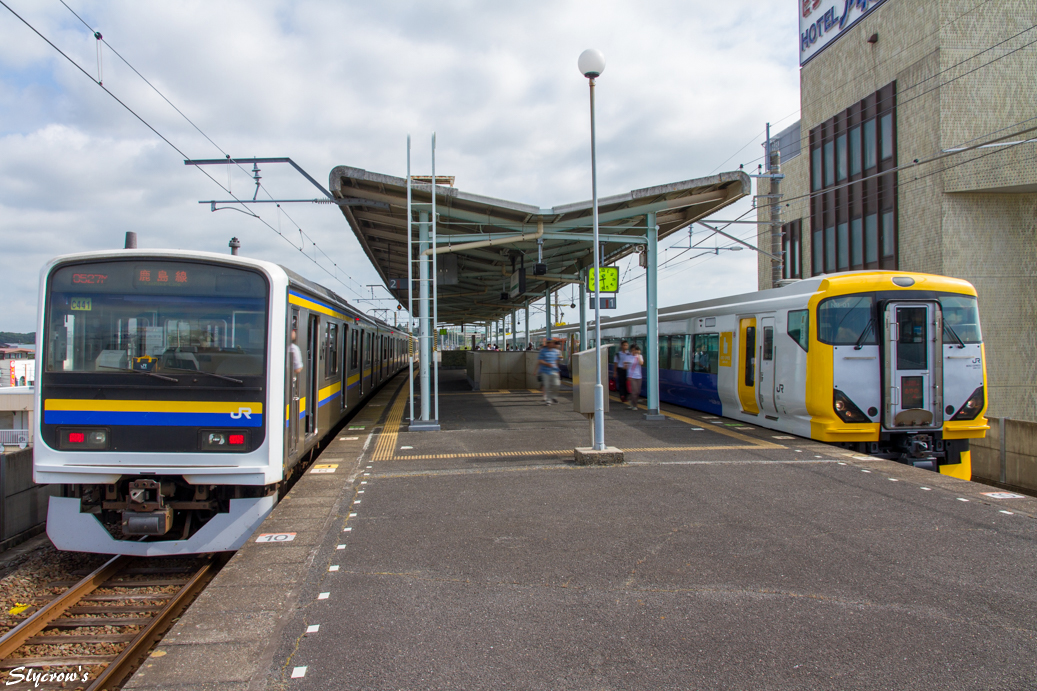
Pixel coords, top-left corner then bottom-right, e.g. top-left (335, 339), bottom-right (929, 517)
top-left (128, 370), bottom-right (1037, 691)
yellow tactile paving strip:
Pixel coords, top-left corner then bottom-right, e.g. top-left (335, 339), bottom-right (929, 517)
top-left (371, 388), bottom-right (408, 461)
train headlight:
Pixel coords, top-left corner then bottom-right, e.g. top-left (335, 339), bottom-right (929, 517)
top-left (833, 390), bottom-right (870, 423)
top-left (199, 430), bottom-right (250, 451)
top-left (58, 428), bottom-right (109, 450)
top-left (950, 387), bottom-right (984, 421)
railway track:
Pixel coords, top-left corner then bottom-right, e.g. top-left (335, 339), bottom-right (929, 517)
top-left (0, 554), bottom-right (220, 690)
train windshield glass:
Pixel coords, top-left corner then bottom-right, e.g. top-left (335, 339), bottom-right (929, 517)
top-left (818, 295), bottom-right (876, 345)
top-left (45, 261), bottom-right (268, 376)
top-left (939, 295), bottom-right (981, 343)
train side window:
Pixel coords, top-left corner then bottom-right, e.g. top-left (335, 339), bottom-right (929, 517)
top-left (325, 323), bottom-right (339, 377)
top-left (763, 327), bottom-right (774, 361)
top-left (670, 335), bottom-right (690, 371)
top-left (692, 334), bottom-right (719, 375)
top-left (658, 337), bottom-right (670, 371)
top-left (787, 310), bottom-right (809, 351)
top-left (350, 331), bottom-right (358, 370)
top-left (743, 326), bottom-right (756, 387)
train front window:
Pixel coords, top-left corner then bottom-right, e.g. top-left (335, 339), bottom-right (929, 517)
top-left (818, 296), bottom-right (876, 345)
top-left (45, 261), bottom-right (268, 377)
top-left (939, 295), bottom-right (981, 344)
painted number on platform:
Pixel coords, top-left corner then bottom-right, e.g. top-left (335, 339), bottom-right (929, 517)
top-left (311, 464), bottom-right (338, 474)
top-left (983, 492), bottom-right (1024, 499)
top-left (256, 532), bottom-right (296, 543)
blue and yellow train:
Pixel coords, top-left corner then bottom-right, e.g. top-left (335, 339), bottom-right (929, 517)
top-left (34, 249), bottom-right (409, 555)
top-left (554, 271), bottom-right (988, 478)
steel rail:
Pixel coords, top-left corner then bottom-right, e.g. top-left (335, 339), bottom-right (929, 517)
top-left (0, 555), bottom-right (129, 659)
top-left (84, 559), bottom-right (216, 691)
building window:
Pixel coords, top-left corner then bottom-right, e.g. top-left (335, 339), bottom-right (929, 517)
top-left (849, 127), bottom-right (861, 176)
top-left (880, 113), bottom-right (894, 160)
top-left (836, 134), bottom-right (847, 181)
top-left (809, 82), bottom-right (897, 275)
top-left (781, 220), bottom-right (803, 279)
top-left (863, 119), bottom-right (876, 170)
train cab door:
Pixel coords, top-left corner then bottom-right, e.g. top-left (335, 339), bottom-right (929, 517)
top-left (305, 313), bottom-right (319, 436)
top-left (288, 309), bottom-right (300, 457)
top-left (737, 317), bottom-right (759, 415)
top-left (757, 316), bottom-right (778, 417)
top-left (883, 302), bottom-right (942, 429)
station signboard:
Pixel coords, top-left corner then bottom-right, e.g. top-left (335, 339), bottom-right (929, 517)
top-left (800, 0), bottom-right (889, 65)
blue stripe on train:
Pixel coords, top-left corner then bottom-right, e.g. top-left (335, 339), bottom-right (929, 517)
top-left (318, 390), bottom-right (340, 408)
top-left (44, 411), bottom-right (264, 427)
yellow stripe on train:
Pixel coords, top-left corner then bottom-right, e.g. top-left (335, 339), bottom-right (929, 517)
top-left (45, 399), bottom-right (264, 414)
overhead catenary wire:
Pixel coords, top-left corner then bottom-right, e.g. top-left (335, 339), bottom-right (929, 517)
top-left (15, 0), bottom-right (368, 301)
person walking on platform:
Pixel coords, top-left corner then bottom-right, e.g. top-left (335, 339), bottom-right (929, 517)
top-left (538, 338), bottom-right (561, 405)
top-left (614, 340), bottom-right (630, 403)
top-left (626, 344), bottom-right (644, 410)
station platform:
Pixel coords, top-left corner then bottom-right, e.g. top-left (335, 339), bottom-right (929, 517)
top-left (127, 369), bottom-right (1037, 690)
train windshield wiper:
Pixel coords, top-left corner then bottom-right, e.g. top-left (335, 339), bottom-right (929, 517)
top-left (943, 323), bottom-right (966, 349)
top-left (159, 366), bottom-right (244, 385)
top-left (853, 319), bottom-right (874, 350)
top-left (97, 365), bottom-right (179, 383)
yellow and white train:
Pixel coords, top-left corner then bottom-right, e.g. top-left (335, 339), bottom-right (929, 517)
top-left (559, 271), bottom-right (988, 478)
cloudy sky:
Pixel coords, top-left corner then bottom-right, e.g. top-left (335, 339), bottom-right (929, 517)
top-left (0, 0), bottom-right (801, 334)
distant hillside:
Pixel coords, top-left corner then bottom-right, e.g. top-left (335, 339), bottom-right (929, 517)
top-left (0, 332), bottom-right (35, 345)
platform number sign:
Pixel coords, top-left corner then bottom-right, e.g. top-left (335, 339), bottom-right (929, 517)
top-left (598, 296), bottom-right (617, 309)
top-left (256, 532), bottom-right (296, 543)
top-left (587, 267), bottom-right (619, 293)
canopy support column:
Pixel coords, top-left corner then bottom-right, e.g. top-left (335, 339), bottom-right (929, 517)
top-left (644, 211), bottom-right (664, 420)
top-left (524, 302), bottom-right (530, 349)
top-left (579, 269), bottom-right (587, 351)
top-left (545, 289), bottom-right (552, 341)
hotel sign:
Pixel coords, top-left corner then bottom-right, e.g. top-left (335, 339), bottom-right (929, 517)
top-left (800, 0), bottom-right (889, 65)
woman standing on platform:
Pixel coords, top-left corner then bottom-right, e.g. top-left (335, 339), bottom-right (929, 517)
top-left (626, 344), bottom-right (644, 410)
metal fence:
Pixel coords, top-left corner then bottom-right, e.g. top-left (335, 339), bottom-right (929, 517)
top-left (0, 429), bottom-right (31, 447)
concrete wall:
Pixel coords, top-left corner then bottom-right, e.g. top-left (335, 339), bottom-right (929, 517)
top-left (972, 417), bottom-right (1037, 495)
top-left (466, 351), bottom-right (539, 391)
top-left (0, 448), bottom-right (59, 550)
top-left (758, 0), bottom-right (1037, 421)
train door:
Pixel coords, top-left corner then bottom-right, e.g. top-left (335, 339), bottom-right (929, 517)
top-left (288, 309), bottom-right (300, 457)
top-left (306, 313), bottom-right (319, 436)
top-left (358, 329), bottom-right (366, 396)
top-left (883, 302), bottom-right (942, 428)
top-left (757, 316), bottom-right (778, 417)
top-left (737, 317), bottom-right (759, 415)
top-left (340, 324), bottom-right (350, 411)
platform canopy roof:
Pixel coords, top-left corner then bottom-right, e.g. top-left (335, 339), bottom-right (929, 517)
top-left (329, 166), bottom-right (750, 326)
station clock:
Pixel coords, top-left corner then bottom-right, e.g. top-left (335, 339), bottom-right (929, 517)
top-left (587, 267), bottom-right (619, 293)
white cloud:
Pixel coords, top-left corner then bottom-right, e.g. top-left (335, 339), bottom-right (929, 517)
top-left (0, 0), bottom-right (800, 333)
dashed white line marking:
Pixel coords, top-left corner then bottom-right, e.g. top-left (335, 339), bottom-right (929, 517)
top-left (357, 490), bottom-right (364, 494)
top-left (329, 565), bottom-right (339, 572)
top-left (889, 478), bottom-right (899, 482)
top-left (353, 500), bottom-right (361, 504)
top-left (795, 450), bottom-right (802, 453)
top-left (921, 487), bottom-right (932, 491)
top-left (772, 436), bottom-right (795, 439)
top-left (360, 481), bottom-right (367, 485)
top-left (401, 445), bottom-right (414, 449)
top-left (292, 666), bottom-right (307, 678)
top-left (366, 465), bottom-right (372, 469)
top-left (337, 544), bottom-right (345, 549)
top-left (344, 527), bottom-right (353, 531)
top-left (837, 462), bottom-right (846, 466)
top-left (306, 625), bottom-right (320, 633)
top-left (1000, 510), bottom-right (1014, 515)
top-left (349, 512), bottom-right (358, 517)
top-left (957, 498), bottom-right (969, 502)
top-left (317, 592), bottom-right (330, 600)
top-left (861, 470), bottom-right (871, 473)
top-left (344, 436), bottom-right (359, 441)
top-left (691, 428), bottom-right (704, 431)
top-left (363, 473), bottom-right (370, 476)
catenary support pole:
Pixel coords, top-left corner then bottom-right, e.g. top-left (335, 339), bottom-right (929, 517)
top-left (418, 210), bottom-right (430, 422)
top-left (432, 134), bottom-right (439, 423)
top-left (644, 211), bottom-right (663, 420)
top-left (524, 302), bottom-right (530, 348)
top-left (589, 75), bottom-right (605, 451)
top-left (511, 310), bottom-right (517, 350)
top-left (406, 137), bottom-right (414, 423)
top-left (545, 289), bottom-right (552, 340)
top-left (579, 269), bottom-right (587, 350)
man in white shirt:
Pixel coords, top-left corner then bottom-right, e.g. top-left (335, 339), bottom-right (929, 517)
top-left (290, 328), bottom-right (303, 375)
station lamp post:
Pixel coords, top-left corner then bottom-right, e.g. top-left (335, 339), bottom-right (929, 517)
top-left (579, 48), bottom-right (606, 452)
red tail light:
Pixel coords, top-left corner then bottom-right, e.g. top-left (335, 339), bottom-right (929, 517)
top-left (228, 434), bottom-right (245, 445)
top-left (68, 432), bottom-right (85, 443)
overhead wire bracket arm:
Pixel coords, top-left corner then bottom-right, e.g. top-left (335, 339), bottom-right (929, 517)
top-left (184, 157), bottom-right (336, 199)
top-left (697, 222), bottom-right (781, 259)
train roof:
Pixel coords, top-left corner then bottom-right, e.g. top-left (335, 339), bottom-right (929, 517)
top-left (41, 248), bottom-right (402, 334)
